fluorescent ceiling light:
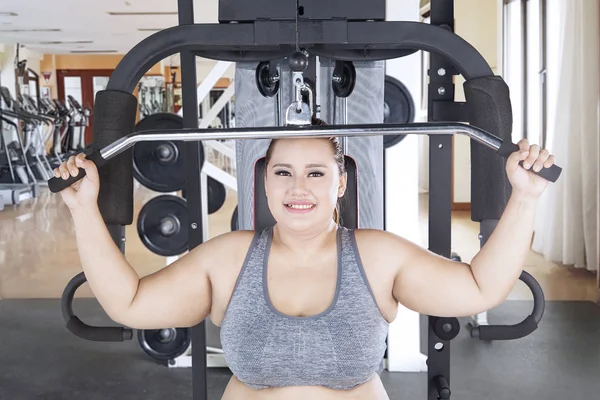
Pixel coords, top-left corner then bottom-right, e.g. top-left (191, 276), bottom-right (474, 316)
top-left (0, 28), bottom-right (61, 32)
top-left (39, 40), bottom-right (94, 45)
top-left (108, 12), bottom-right (177, 16)
top-left (70, 50), bottom-right (118, 54)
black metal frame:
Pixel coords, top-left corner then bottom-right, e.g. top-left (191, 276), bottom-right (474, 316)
top-left (106, 20), bottom-right (492, 93)
top-left (425, 2), bottom-right (464, 397)
top-left (176, 1), bottom-right (209, 398)
top-left (218, 0), bottom-right (387, 23)
top-left (54, 1), bottom-right (552, 399)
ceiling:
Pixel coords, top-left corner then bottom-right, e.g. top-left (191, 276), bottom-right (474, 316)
top-left (0, 0), bottom-right (219, 55)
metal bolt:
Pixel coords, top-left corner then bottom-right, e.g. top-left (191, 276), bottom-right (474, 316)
top-left (268, 72), bottom-right (280, 85)
top-left (438, 86), bottom-right (446, 95)
top-left (191, 223), bottom-right (198, 229)
top-left (438, 68), bottom-right (446, 76)
top-left (478, 233), bottom-right (483, 240)
top-left (438, 143), bottom-right (443, 149)
top-left (332, 74), bottom-right (342, 84)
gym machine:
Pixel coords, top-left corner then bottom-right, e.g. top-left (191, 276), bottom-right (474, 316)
top-left (0, 88), bottom-right (47, 204)
top-left (53, 1), bottom-right (562, 399)
top-left (0, 116), bottom-right (35, 206)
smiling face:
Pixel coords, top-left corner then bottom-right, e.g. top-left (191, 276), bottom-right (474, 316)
top-left (264, 138), bottom-right (347, 233)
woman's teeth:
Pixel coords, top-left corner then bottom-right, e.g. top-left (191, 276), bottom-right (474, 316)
top-left (286, 204), bottom-right (314, 209)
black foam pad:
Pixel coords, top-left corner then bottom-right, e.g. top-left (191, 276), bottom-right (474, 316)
top-left (463, 76), bottom-right (513, 222)
top-left (476, 315), bottom-right (538, 341)
top-left (254, 156), bottom-right (358, 231)
top-left (93, 90), bottom-right (138, 225)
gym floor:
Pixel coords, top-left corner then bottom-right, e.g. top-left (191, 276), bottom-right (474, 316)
top-left (1, 185), bottom-right (598, 399)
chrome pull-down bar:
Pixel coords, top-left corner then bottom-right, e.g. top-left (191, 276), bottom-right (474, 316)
top-left (48, 122), bottom-right (562, 194)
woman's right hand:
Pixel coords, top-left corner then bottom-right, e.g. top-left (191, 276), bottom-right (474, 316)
top-left (53, 153), bottom-right (100, 211)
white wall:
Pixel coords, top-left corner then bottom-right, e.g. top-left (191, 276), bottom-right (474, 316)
top-left (452, 0), bottom-right (501, 203)
top-left (0, 44), bottom-right (17, 99)
top-left (0, 44), bottom-right (18, 143)
top-left (163, 55), bottom-right (236, 82)
top-left (0, 44), bottom-right (43, 97)
top-left (0, 44), bottom-right (44, 144)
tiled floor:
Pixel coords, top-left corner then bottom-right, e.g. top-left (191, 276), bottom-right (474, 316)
top-left (0, 184), bottom-right (597, 302)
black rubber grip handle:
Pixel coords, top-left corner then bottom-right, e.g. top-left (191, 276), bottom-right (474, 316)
top-left (48, 150), bottom-right (107, 193)
top-left (434, 376), bottom-right (451, 399)
top-left (472, 314), bottom-right (538, 341)
top-left (497, 141), bottom-right (562, 182)
top-left (66, 316), bottom-right (133, 342)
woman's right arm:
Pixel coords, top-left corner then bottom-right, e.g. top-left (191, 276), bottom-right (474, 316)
top-left (71, 204), bottom-right (218, 330)
top-left (57, 154), bottom-right (218, 330)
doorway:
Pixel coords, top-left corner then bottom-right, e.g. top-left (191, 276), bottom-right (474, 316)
top-left (56, 69), bottom-right (113, 145)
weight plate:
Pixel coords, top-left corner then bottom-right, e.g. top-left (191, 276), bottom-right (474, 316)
top-left (138, 327), bottom-right (191, 361)
top-left (383, 75), bottom-right (416, 149)
top-left (208, 177), bottom-right (227, 214)
top-left (133, 113), bottom-right (204, 193)
top-left (137, 195), bottom-right (189, 257)
top-left (231, 205), bottom-right (239, 231)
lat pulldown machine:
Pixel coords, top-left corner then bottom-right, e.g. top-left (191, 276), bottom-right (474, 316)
top-left (55, 0), bottom-right (561, 399)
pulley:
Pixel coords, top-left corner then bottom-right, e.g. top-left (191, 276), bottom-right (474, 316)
top-left (332, 61), bottom-right (356, 98)
top-left (256, 61), bottom-right (280, 97)
top-left (137, 327), bottom-right (191, 361)
top-left (431, 317), bottom-right (460, 341)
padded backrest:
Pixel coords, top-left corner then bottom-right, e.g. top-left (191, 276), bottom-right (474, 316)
top-left (253, 155), bottom-right (359, 231)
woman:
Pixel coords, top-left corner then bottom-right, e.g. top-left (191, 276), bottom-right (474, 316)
top-left (53, 130), bottom-right (554, 400)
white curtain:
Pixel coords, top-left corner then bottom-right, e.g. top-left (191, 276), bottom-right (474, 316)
top-left (531, 0), bottom-right (599, 272)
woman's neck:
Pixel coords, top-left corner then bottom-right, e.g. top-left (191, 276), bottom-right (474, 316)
top-left (272, 221), bottom-right (338, 260)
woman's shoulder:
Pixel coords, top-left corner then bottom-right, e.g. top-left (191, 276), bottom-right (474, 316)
top-left (351, 228), bottom-right (409, 258)
top-left (198, 229), bottom-right (258, 275)
top-left (204, 229), bottom-right (258, 251)
top-left (352, 227), bottom-right (390, 243)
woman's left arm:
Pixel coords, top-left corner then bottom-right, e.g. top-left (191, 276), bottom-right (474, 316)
top-left (390, 139), bottom-right (555, 317)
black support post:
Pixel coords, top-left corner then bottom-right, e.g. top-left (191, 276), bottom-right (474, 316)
top-left (427, 1), bottom-right (455, 399)
top-left (178, 1), bottom-right (208, 399)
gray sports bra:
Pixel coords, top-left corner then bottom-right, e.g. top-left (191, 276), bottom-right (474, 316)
top-left (220, 226), bottom-right (389, 391)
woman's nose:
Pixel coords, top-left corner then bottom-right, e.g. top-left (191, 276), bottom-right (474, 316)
top-left (290, 176), bottom-right (309, 193)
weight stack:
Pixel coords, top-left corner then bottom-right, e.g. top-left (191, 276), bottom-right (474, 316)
top-left (234, 59), bottom-right (385, 231)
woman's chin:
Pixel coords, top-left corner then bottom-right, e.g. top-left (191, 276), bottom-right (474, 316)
top-left (276, 215), bottom-right (334, 233)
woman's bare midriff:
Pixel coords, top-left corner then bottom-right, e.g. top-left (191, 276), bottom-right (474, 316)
top-left (221, 373), bottom-right (390, 400)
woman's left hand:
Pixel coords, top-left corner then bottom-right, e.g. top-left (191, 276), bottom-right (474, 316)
top-left (506, 139), bottom-right (556, 198)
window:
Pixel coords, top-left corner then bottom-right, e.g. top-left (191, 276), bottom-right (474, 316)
top-left (503, 0), bottom-right (547, 147)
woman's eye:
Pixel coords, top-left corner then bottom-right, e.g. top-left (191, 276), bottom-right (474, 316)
top-left (274, 170), bottom-right (324, 177)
